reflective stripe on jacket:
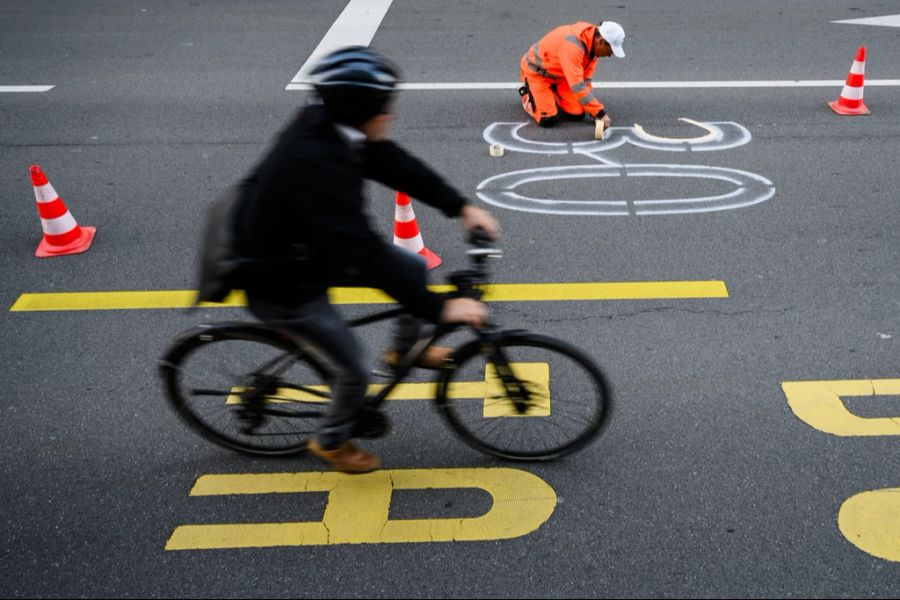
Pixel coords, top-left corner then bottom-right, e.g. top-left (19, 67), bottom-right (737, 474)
top-left (523, 21), bottom-right (604, 116)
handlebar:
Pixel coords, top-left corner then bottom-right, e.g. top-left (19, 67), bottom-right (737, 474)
top-left (467, 226), bottom-right (495, 249)
top-left (447, 228), bottom-right (502, 300)
top-left (466, 228), bottom-right (502, 262)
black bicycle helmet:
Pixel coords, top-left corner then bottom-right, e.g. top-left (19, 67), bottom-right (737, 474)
top-left (309, 46), bottom-right (401, 127)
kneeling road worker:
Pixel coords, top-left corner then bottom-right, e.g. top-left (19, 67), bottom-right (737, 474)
top-left (519, 20), bottom-right (625, 132)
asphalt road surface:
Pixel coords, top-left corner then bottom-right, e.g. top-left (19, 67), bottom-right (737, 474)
top-left (2, 1), bottom-right (899, 597)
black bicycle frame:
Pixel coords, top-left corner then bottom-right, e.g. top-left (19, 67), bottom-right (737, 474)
top-left (342, 303), bottom-right (513, 410)
top-left (347, 306), bottom-right (463, 408)
top-left (247, 234), bottom-right (504, 409)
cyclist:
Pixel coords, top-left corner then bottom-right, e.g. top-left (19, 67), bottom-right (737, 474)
top-left (232, 46), bottom-right (500, 473)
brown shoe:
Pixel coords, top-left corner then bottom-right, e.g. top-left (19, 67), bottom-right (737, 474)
top-left (382, 345), bottom-right (453, 370)
top-left (308, 438), bottom-right (381, 474)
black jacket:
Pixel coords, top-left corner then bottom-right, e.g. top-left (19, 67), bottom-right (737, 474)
top-left (233, 104), bottom-right (468, 321)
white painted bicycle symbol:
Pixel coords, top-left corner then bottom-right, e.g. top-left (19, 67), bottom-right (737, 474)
top-left (478, 119), bottom-right (775, 216)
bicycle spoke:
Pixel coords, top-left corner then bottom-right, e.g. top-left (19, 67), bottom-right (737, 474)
top-left (437, 335), bottom-right (610, 460)
top-left (163, 327), bottom-right (331, 455)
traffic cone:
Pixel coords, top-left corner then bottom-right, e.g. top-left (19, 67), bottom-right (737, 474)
top-left (30, 165), bottom-right (96, 257)
top-left (393, 191), bottom-right (441, 270)
top-left (828, 46), bottom-right (871, 116)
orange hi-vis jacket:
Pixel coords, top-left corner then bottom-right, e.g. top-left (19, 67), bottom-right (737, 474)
top-left (521, 21), bottom-right (604, 117)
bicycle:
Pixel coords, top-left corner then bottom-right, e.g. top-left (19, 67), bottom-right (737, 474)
top-left (159, 231), bottom-right (612, 461)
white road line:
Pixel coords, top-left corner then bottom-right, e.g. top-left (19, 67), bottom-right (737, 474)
top-left (0, 86), bottom-right (54, 92)
top-left (287, 79), bottom-right (900, 91)
top-left (289, 0), bottom-right (394, 86)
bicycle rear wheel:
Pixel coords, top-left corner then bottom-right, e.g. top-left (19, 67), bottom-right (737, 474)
top-left (159, 323), bottom-right (331, 456)
top-left (435, 332), bottom-right (611, 461)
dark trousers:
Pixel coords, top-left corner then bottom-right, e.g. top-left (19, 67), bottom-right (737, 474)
top-left (246, 294), bottom-right (369, 449)
top-left (245, 253), bottom-right (428, 449)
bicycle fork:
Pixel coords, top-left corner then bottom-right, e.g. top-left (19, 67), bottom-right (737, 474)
top-left (483, 333), bottom-right (532, 415)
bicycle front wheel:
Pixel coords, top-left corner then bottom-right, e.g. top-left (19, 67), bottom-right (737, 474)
top-left (435, 332), bottom-right (612, 461)
top-left (159, 323), bottom-right (331, 456)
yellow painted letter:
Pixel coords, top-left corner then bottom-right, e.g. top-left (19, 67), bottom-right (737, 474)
top-left (781, 379), bottom-right (900, 436)
top-left (166, 468), bottom-right (556, 550)
top-left (839, 488), bottom-right (900, 562)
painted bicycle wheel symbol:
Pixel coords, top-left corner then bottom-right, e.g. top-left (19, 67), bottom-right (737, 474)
top-left (477, 119), bottom-right (775, 216)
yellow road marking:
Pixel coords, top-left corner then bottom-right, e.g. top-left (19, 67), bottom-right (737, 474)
top-left (9, 280), bottom-right (728, 311)
top-left (781, 379), bottom-right (900, 436)
top-left (484, 362), bottom-right (550, 417)
top-left (839, 488), bottom-right (900, 562)
top-left (226, 363), bottom-right (550, 417)
top-left (165, 468), bottom-right (557, 549)
top-left (227, 381), bottom-right (477, 404)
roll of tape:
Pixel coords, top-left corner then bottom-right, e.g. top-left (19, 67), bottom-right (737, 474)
top-left (489, 144), bottom-right (504, 157)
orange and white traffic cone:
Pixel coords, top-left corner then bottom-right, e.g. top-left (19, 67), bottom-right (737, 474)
top-left (828, 46), bottom-right (871, 116)
top-left (30, 165), bottom-right (96, 257)
top-left (393, 191), bottom-right (441, 270)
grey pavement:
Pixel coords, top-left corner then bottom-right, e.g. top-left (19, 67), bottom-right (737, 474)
top-left (1, 1), bottom-right (899, 597)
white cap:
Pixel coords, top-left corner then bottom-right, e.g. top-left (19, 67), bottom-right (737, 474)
top-left (598, 21), bottom-right (625, 58)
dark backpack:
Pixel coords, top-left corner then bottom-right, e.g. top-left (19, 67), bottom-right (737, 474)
top-left (194, 185), bottom-right (254, 306)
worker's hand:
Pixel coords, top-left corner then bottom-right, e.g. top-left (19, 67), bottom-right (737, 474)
top-left (440, 297), bottom-right (488, 329)
top-left (598, 113), bottom-right (612, 130)
top-left (460, 204), bottom-right (500, 240)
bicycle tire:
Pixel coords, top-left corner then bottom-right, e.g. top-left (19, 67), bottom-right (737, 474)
top-left (159, 322), bottom-right (332, 456)
top-left (434, 331), bottom-right (612, 461)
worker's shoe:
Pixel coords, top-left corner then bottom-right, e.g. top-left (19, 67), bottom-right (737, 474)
top-left (382, 345), bottom-right (453, 370)
top-left (538, 115), bottom-right (559, 128)
top-left (308, 438), bottom-right (381, 474)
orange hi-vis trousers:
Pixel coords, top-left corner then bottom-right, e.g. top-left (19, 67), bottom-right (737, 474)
top-left (518, 21), bottom-right (604, 127)
top-left (519, 60), bottom-right (587, 125)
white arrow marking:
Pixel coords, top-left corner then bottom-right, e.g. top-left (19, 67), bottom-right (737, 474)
top-left (832, 14), bottom-right (900, 28)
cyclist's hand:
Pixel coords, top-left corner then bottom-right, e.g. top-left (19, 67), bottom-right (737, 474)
top-left (460, 205), bottom-right (500, 240)
top-left (440, 298), bottom-right (488, 329)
